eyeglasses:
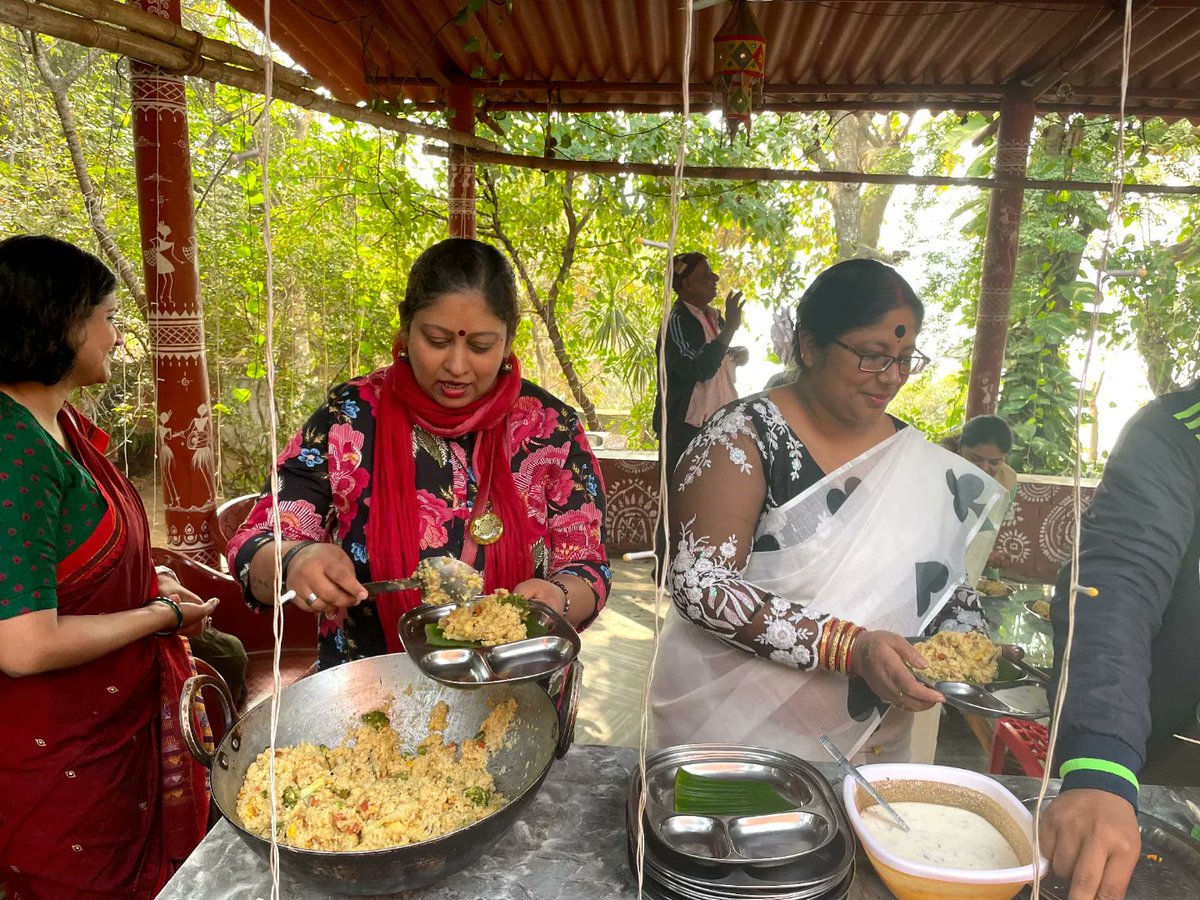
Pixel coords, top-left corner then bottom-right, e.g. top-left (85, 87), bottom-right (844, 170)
top-left (832, 339), bottom-right (930, 375)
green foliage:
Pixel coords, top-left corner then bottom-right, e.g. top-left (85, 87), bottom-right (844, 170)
top-left (889, 373), bottom-right (966, 441)
top-left (921, 112), bottom-right (1200, 474)
top-left (14, 3), bottom-right (1195, 493)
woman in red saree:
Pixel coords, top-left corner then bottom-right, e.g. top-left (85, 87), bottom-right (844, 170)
top-left (0, 235), bottom-right (217, 899)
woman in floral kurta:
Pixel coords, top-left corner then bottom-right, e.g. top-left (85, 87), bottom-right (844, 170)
top-left (227, 239), bottom-right (609, 668)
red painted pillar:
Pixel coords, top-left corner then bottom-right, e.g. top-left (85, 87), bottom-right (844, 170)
top-left (447, 84), bottom-right (477, 239)
top-left (130, 0), bottom-right (218, 563)
top-left (966, 91), bottom-right (1036, 418)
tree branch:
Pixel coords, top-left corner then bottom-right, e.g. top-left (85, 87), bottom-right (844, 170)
top-left (479, 168), bottom-right (547, 319)
top-left (59, 45), bottom-right (101, 87)
top-left (25, 31), bottom-right (145, 314)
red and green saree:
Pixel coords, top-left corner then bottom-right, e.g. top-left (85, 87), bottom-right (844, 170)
top-left (0, 399), bottom-right (207, 899)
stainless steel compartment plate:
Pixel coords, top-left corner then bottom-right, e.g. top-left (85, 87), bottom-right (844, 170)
top-left (399, 598), bottom-right (580, 687)
top-left (628, 745), bottom-right (855, 886)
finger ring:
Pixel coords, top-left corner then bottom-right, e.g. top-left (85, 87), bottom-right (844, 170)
top-left (896, 690), bottom-right (906, 705)
top-left (304, 592), bottom-right (318, 607)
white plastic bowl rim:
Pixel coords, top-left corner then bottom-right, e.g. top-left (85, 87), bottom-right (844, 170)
top-left (841, 762), bottom-right (1050, 885)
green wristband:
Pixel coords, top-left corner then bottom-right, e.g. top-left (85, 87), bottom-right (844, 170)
top-left (1059, 757), bottom-right (1140, 791)
top-left (149, 596), bottom-right (184, 635)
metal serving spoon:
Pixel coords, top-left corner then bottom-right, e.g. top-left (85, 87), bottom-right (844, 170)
top-left (819, 734), bottom-right (910, 832)
top-left (360, 556), bottom-right (483, 606)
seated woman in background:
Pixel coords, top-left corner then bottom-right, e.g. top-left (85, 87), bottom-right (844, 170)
top-left (954, 414), bottom-right (1019, 492)
top-left (0, 235), bottom-right (216, 899)
top-left (651, 259), bottom-right (1006, 763)
top-left (227, 238), bottom-right (609, 668)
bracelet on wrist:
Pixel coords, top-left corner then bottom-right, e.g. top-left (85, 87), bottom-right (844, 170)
top-left (836, 624), bottom-right (862, 674)
top-left (548, 578), bottom-right (571, 617)
top-left (820, 619), bottom-right (846, 670)
top-left (148, 596), bottom-right (183, 635)
top-left (280, 540), bottom-right (320, 583)
top-left (840, 625), bottom-right (865, 675)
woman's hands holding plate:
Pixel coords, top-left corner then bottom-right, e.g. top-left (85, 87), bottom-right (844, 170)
top-left (512, 578), bottom-right (568, 616)
top-left (851, 630), bottom-right (944, 711)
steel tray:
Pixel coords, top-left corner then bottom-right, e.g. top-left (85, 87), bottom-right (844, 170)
top-left (399, 598), bottom-right (580, 688)
top-left (629, 745), bottom-right (855, 879)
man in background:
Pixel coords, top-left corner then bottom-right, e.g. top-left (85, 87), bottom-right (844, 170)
top-left (653, 252), bottom-right (748, 479)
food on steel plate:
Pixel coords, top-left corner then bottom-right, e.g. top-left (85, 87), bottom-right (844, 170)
top-left (912, 631), bottom-right (1001, 685)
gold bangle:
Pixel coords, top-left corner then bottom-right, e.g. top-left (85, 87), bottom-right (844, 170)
top-left (817, 618), bottom-right (835, 669)
top-left (842, 625), bottom-right (864, 675)
top-left (833, 622), bottom-right (855, 674)
top-left (836, 625), bottom-right (860, 675)
top-left (823, 619), bottom-right (846, 671)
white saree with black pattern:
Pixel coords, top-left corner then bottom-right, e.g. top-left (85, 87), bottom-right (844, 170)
top-left (651, 422), bottom-right (1005, 761)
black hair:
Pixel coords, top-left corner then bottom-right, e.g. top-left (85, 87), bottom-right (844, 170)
top-left (792, 258), bottom-right (924, 365)
top-left (400, 238), bottom-right (519, 336)
top-left (671, 252), bottom-right (707, 293)
top-left (0, 234), bottom-right (117, 385)
top-left (961, 415), bottom-right (1013, 453)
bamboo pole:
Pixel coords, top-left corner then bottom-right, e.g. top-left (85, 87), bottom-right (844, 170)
top-left (1, 0), bottom-right (498, 150)
top-left (426, 145), bottom-right (1200, 196)
top-left (36, 0), bottom-right (313, 92)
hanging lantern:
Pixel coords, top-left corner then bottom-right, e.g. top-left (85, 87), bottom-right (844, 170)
top-left (712, 0), bottom-right (767, 143)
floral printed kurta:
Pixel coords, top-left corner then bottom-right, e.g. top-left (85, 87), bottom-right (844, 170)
top-left (669, 394), bottom-right (985, 671)
top-left (228, 372), bottom-right (610, 670)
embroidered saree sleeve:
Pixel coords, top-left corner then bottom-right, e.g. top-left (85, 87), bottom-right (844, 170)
top-left (668, 403), bottom-right (831, 671)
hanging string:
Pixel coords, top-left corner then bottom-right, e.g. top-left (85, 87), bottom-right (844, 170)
top-left (1030, 0), bottom-right (1133, 893)
top-left (254, 2), bottom-right (287, 897)
top-left (635, 3), bottom-right (695, 898)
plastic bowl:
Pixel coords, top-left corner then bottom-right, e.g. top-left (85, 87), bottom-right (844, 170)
top-left (842, 763), bottom-right (1048, 900)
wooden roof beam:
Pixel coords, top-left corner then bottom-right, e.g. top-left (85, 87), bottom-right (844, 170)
top-left (1022, 0), bottom-right (1161, 98)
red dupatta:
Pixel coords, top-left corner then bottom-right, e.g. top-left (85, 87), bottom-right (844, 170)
top-left (368, 343), bottom-right (532, 651)
top-left (0, 405), bottom-right (206, 900)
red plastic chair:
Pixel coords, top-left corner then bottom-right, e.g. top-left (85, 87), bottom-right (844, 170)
top-left (988, 717), bottom-right (1050, 777)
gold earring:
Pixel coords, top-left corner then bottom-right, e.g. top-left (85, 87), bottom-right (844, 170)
top-left (398, 348), bottom-right (409, 361)
top-left (500, 360), bottom-right (513, 373)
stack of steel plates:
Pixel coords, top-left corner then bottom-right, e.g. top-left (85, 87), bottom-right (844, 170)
top-left (625, 745), bottom-right (857, 900)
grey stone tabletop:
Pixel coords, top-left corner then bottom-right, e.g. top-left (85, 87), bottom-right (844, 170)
top-left (159, 744), bottom-right (1200, 900)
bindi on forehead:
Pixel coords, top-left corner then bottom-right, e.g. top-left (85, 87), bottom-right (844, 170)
top-left (894, 324), bottom-right (906, 339)
top-left (458, 330), bottom-right (466, 336)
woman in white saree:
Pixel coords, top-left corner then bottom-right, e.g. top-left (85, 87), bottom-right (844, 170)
top-left (651, 259), bottom-right (1005, 763)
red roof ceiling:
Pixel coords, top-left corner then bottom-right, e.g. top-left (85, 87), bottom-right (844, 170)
top-left (225, 0), bottom-right (1200, 118)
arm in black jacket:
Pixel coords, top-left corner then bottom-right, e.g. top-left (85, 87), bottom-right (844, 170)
top-left (663, 304), bottom-right (730, 385)
top-left (1051, 396), bottom-right (1200, 807)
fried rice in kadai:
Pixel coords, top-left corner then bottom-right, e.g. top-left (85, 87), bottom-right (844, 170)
top-left (236, 698), bottom-right (518, 851)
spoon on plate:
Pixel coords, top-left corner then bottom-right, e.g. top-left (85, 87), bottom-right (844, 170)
top-left (819, 734), bottom-right (909, 832)
top-left (360, 556), bottom-right (483, 606)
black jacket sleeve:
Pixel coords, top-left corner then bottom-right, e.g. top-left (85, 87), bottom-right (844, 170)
top-left (1051, 396), bottom-right (1200, 807)
top-left (663, 304), bottom-right (729, 384)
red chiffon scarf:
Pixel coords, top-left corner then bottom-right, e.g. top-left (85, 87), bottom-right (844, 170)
top-left (368, 344), bottom-right (531, 651)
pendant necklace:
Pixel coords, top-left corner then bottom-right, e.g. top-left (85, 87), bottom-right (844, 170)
top-left (465, 456), bottom-right (503, 545)
top-left (470, 503), bottom-right (504, 545)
